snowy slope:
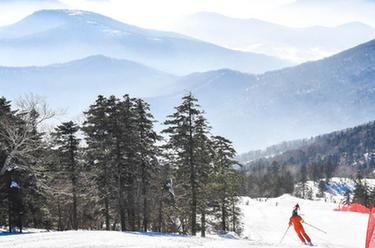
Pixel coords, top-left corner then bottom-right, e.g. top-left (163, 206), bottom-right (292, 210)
top-left (241, 195), bottom-right (368, 248)
top-left (0, 194), bottom-right (368, 247)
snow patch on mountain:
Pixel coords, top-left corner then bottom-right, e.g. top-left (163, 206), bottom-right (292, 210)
top-left (67, 10), bottom-right (84, 16)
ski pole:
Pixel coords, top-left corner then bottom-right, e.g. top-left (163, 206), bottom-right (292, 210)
top-left (279, 225), bottom-right (290, 244)
top-left (304, 222), bottom-right (327, 234)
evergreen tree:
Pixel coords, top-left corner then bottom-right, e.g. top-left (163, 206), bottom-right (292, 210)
top-left (162, 93), bottom-right (209, 235)
top-left (117, 95), bottom-right (138, 231)
top-left (193, 115), bottom-right (212, 237)
top-left (317, 180), bottom-right (326, 198)
top-left (105, 95), bottom-right (128, 231)
top-left (342, 189), bottom-right (352, 206)
top-left (295, 164), bottom-right (309, 199)
top-left (83, 95), bottom-right (113, 230)
top-left (134, 98), bottom-right (160, 232)
top-left (352, 172), bottom-right (370, 207)
top-left (280, 166), bottom-right (294, 195)
top-left (211, 136), bottom-right (240, 233)
top-left (269, 161), bottom-right (281, 197)
top-left (52, 121), bottom-right (81, 230)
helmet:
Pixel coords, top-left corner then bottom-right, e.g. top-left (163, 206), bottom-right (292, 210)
top-left (292, 209), bottom-right (298, 216)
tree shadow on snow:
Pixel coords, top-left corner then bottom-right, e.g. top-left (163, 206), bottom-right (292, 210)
top-left (0, 232), bottom-right (32, 237)
top-left (125, 231), bottom-right (191, 238)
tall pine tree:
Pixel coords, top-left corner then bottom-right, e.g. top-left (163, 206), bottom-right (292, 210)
top-left (162, 93), bottom-right (209, 235)
top-left (52, 121), bottom-right (80, 230)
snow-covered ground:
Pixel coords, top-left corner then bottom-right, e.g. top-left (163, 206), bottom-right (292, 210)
top-left (241, 194), bottom-right (368, 247)
top-left (0, 194), bottom-right (368, 247)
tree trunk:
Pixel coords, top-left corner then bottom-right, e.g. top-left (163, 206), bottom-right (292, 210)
top-left (72, 174), bottom-right (78, 230)
top-left (158, 189), bottom-right (163, 232)
top-left (19, 211), bottom-right (23, 234)
top-left (116, 140), bottom-right (126, 231)
top-left (232, 199), bottom-right (236, 232)
top-left (117, 167), bottom-right (126, 231)
top-left (103, 163), bottom-right (110, 231)
top-left (191, 176), bottom-right (197, 235)
top-left (57, 199), bottom-right (62, 231)
top-left (221, 198), bottom-right (226, 232)
top-left (137, 201), bottom-right (141, 230)
top-left (201, 210), bottom-right (206, 237)
top-left (188, 101), bottom-right (197, 236)
top-left (70, 134), bottom-right (78, 230)
top-left (8, 196), bottom-right (12, 233)
top-left (127, 172), bottom-right (136, 231)
top-left (104, 196), bottom-right (110, 230)
top-left (142, 162), bottom-right (148, 232)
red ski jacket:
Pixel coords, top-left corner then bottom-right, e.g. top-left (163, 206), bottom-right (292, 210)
top-left (289, 214), bottom-right (304, 231)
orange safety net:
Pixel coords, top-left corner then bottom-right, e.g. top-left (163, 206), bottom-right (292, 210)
top-left (335, 203), bottom-right (370, 214)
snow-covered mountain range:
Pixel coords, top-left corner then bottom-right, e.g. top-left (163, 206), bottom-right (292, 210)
top-left (0, 9), bottom-right (289, 75)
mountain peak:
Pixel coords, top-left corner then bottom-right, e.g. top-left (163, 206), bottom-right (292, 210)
top-left (0, 9), bottom-right (290, 74)
top-left (0, 9), bottom-right (147, 40)
top-left (28, 9), bottom-right (115, 23)
top-left (14, 9), bottom-right (188, 40)
top-left (56, 55), bottom-right (146, 67)
top-left (33, 9), bottom-right (91, 16)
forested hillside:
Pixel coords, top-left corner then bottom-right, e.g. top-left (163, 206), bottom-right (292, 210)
top-left (240, 121), bottom-right (375, 198)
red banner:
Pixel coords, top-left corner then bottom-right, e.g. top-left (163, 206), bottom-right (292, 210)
top-left (366, 208), bottom-right (375, 248)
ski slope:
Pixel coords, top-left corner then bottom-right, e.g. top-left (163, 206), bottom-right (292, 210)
top-left (0, 194), bottom-right (368, 247)
top-left (241, 195), bottom-right (368, 247)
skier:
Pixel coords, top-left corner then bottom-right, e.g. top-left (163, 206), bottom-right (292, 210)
top-left (289, 206), bottom-right (313, 246)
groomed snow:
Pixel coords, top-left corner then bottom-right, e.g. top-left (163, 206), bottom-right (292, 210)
top-left (0, 194), bottom-right (368, 247)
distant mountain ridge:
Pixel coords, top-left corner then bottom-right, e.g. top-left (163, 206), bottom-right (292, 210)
top-left (175, 12), bottom-right (375, 62)
top-left (237, 139), bottom-right (314, 165)
top-left (241, 120), bottom-right (375, 177)
top-left (0, 55), bottom-right (177, 117)
top-left (149, 38), bottom-right (375, 152)
top-left (0, 9), bottom-right (290, 74)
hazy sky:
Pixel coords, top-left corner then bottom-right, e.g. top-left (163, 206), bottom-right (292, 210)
top-left (0, 0), bottom-right (375, 30)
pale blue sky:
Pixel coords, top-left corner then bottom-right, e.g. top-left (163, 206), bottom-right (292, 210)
top-left (1, 0), bottom-right (375, 30)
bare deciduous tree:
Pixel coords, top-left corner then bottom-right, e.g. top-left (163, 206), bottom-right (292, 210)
top-left (0, 94), bottom-right (57, 175)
